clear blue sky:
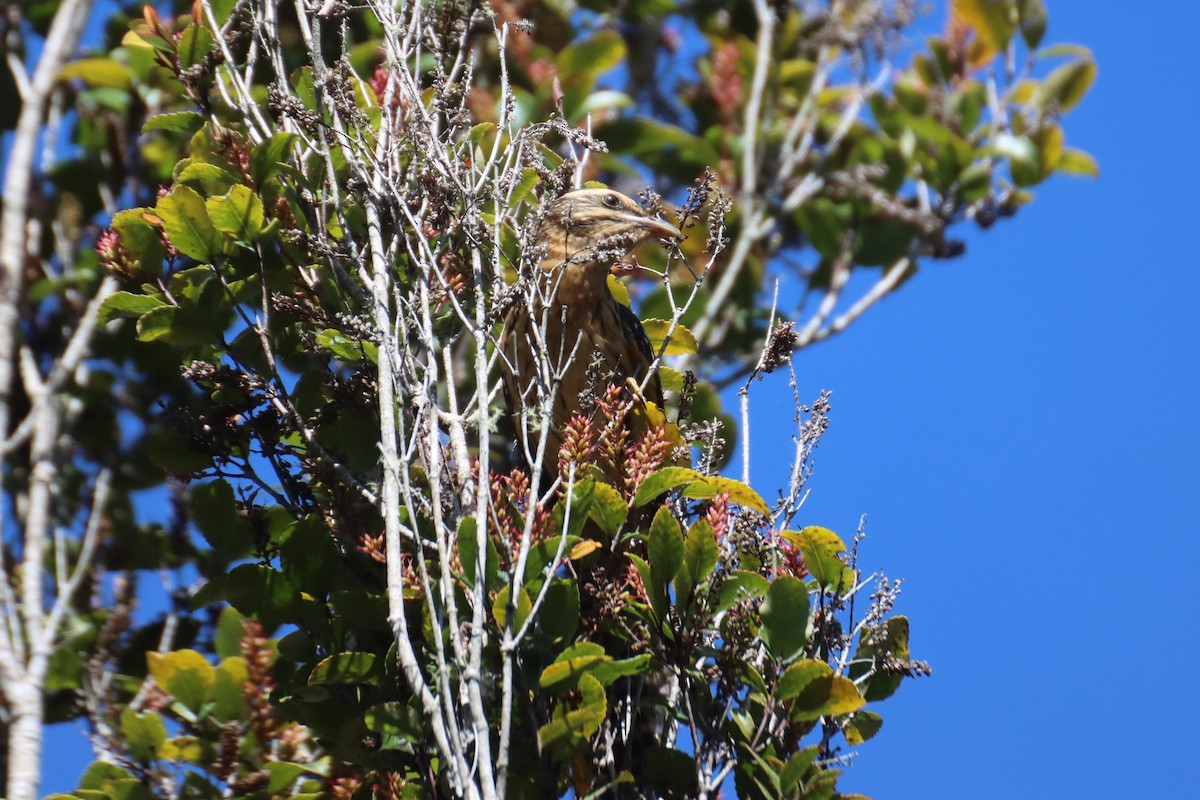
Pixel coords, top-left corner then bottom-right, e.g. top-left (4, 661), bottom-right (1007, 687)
top-left (39, 1), bottom-right (1200, 796)
top-left (752, 2), bottom-right (1200, 796)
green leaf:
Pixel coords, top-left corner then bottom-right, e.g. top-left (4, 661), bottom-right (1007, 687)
top-left (206, 0), bottom-right (239, 25)
top-left (97, 292), bottom-right (167, 326)
top-left (492, 585), bottom-right (533, 630)
top-left (575, 89), bottom-right (634, 118)
top-left (523, 535), bottom-right (581, 583)
top-left (659, 365), bottom-right (684, 393)
top-left (777, 660), bottom-right (830, 701)
top-left (194, 563), bottom-right (300, 628)
top-left (60, 58), bottom-right (131, 89)
top-left (142, 112), bottom-right (205, 135)
top-left (628, 553), bottom-right (667, 621)
top-left (558, 31), bottom-right (627, 81)
top-left (1036, 43), bottom-right (1093, 59)
top-left (120, 708), bottom-right (166, 763)
top-left (779, 748), bottom-right (819, 794)
top-left (1056, 147), bottom-right (1100, 177)
top-left (365, 701), bottom-right (422, 741)
top-left (1038, 56), bottom-right (1096, 112)
top-left (538, 674), bottom-right (606, 751)
top-left (330, 590), bottom-right (389, 631)
top-left (957, 161), bottom-right (993, 202)
top-left (207, 185), bottom-right (265, 242)
top-left (647, 506), bottom-right (684, 583)
top-left (510, 168), bottom-right (540, 205)
top-left (537, 579), bottom-right (580, 645)
top-left (554, 641), bottom-right (606, 660)
top-left (849, 616), bottom-right (912, 701)
top-left (676, 519), bottom-right (718, 606)
top-left (634, 466), bottom-right (703, 507)
top-left (589, 653), bottom-right (654, 686)
top-left (1017, 0), bottom-right (1048, 48)
top-left (540, 642), bottom-right (639, 689)
top-left (759, 576), bottom-right (810, 662)
top-left (251, 132), bottom-right (300, 185)
top-left (147, 650), bottom-right (214, 713)
top-left (190, 480), bottom-right (249, 557)
top-left (736, 743), bottom-right (783, 798)
top-left (596, 118), bottom-right (720, 181)
top-left (552, 481), bottom-right (596, 540)
top-left (308, 652), bottom-right (379, 685)
top-left (457, 516), bottom-right (499, 590)
top-left (214, 606), bottom-right (245, 661)
top-left (540, 650), bottom-right (608, 693)
top-left (210, 657), bottom-right (248, 721)
top-left (789, 673), bottom-right (865, 722)
top-left (136, 306), bottom-right (220, 347)
top-left (578, 478), bottom-right (627, 537)
top-left (79, 762), bottom-right (136, 791)
top-left (782, 527), bottom-right (850, 593)
top-left (1007, 124), bottom-right (1064, 186)
top-left (315, 328), bottom-right (378, 364)
top-left (110, 208), bottom-right (164, 267)
top-left (468, 122), bottom-right (496, 143)
top-left (855, 219), bottom-right (916, 267)
top-left (278, 516), bottom-right (340, 592)
top-left (176, 162), bottom-right (239, 186)
top-left (796, 198), bottom-right (852, 259)
top-left (156, 185), bottom-right (218, 262)
top-left (641, 319), bottom-right (699, 355)
top-left (643, 746), bottom-right (701, 797)
top-left (715, 570), bottom-right (770, 613)
top-left (843, 710), bottom-right (884, 745)
top-left (147, 429), bottom-right (211, 474)
top-left (264, 763), bottom-right (308, 795)
top-left (177, 24), bottom-right (215, 70)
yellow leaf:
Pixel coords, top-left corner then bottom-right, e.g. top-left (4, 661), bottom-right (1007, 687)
top-left (607, 274), bottom-right (630, 307)
top-left (1009, 79), bottom-right (1039, 105)
top-left (1057, 148), bottom-right (1099, 178)
top-left (60, 58), bottom-right (132, 90)
top-left (641, 319), bottom-right (699, 355)
top-left (708, 477), bottom-right (770, 515)
top-left (682, 476), bottom-right (770, 515)
top-left (121, 30), bottom-right (154, 49)
top-left (569, 540), bottom-right (602, 560)
top-left (160, 736), bottom-right (205, 762)
top-left (146, 649), bottom-right (215, 712)
top-left (952, 0), bottom-right (1018, 53)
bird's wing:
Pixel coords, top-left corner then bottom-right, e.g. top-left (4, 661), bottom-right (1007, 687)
top-left (616, 301), bottom-right (664, 408)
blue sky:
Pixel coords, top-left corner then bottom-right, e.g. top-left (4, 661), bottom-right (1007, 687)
top-left (755, 1), bottom-right (1200, 796)
top-left (36, 0), bottom-right (1200, 796)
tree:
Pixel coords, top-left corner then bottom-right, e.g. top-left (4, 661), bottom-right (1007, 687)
top-left (0, 1), bottom-right (1093, 799)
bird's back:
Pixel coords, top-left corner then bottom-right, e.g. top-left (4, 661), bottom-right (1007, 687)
top-left (501, 278), bottom-right (662, 472)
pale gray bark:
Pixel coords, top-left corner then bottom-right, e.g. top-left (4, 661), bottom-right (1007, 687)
top-left (0, 3), bottom-right (116, 800)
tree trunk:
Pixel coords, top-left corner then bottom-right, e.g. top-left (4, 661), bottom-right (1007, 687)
top-left (5, 685), bottom-right (43, 800)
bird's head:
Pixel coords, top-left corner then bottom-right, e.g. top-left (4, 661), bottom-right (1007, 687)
top-left (535, 188), bottom-right (680, 272)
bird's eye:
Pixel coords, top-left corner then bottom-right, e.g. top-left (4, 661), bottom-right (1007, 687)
top-left (601, 193), bottom-right (621, 209)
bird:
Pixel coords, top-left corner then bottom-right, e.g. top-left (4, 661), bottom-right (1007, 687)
top-left (499, 188), bottom-right (680, 474)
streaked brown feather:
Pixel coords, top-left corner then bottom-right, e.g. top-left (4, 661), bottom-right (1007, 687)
top-left (500, 189), bottom-right (677, 469)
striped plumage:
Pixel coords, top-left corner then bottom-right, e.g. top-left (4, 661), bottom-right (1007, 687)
top-left (500, 188), bottom-right (679, 469)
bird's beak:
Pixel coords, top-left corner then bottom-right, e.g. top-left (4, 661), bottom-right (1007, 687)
top-left (635, 215), bottom-right (681, 241)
